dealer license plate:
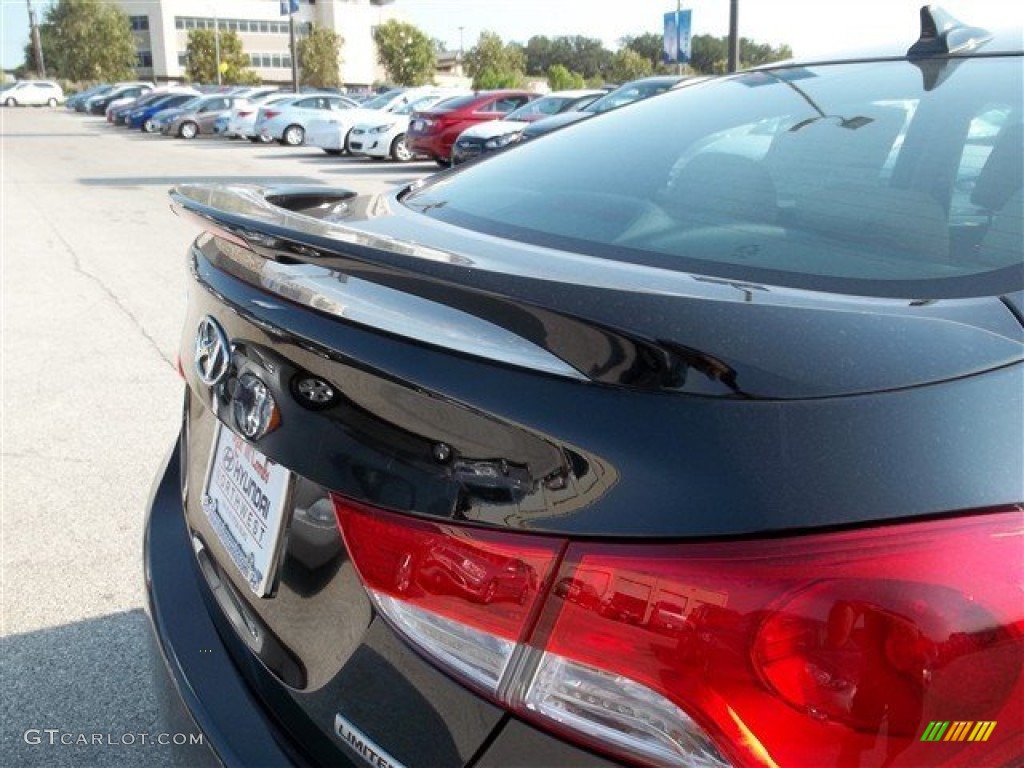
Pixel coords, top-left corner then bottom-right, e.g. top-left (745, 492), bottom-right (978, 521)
top-left (201, 425), bottom-right (292, 596)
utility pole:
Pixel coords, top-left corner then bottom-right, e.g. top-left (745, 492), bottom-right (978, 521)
top-left (727, 0), bottom-right (740, 72)
top-left (26, 0), bottom-right (45, 76)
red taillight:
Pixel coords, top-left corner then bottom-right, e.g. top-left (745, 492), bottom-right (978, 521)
top-left (529, 511), bottom-right (1023, 767)
top-left (334, 496), bottom-right (565, 692)
top-left (237, 110), bottom-right (252, 118)
top-left (334, 499), bottom-right (1023, 768)
top-left (263, 110), bottom-right (280, 120)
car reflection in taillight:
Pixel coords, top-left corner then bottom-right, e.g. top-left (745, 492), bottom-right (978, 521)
top-left (333, 496), bottom-right (564, 693)
top-left (335, 495), bottom-right (1022, 768)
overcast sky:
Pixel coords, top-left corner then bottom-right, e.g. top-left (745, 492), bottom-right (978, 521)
top-left (2, 0), bottom-right (1021, 70)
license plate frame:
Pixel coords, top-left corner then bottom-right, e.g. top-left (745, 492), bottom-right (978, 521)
top-left (200, 423), bottom-right (293, 597)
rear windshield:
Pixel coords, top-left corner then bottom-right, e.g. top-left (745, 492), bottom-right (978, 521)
top-left (404, 57), bottom-right (1023, 298)
top-left (427, 93), bottom-right (481, 112)
top-left (507, 95), bottom-right (579, 120)
top-left (363, 90), bottom-right (404, 110)
top-left (589, 80), bottom-right (677, 113)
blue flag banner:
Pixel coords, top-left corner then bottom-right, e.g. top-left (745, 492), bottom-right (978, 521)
top-left (664, 9), bottom-right (693, 64)
top-left (677, 9), bottom-right (692, 64)
top-left (663, 12), bottom-right (678, 63)
top-left (280, 0), bottom-right (299, 16)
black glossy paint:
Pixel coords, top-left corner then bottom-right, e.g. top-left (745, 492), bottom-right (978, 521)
top-left (178, 234), bottom-right (1023, 540)
top-left (172, 185), bottom-right (1024, 400)
top-left (149, 36), bottom-right (1024, 768)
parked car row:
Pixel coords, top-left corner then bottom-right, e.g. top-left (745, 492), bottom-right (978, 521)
top-left (305, 86), bottom-right (468, 156)
top-left (61, 76), bottom-right (691, 172)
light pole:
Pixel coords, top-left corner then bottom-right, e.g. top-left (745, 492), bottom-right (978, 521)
top-left (727, 0), bottom-right (739, 72)
top-left (289, 14), bottom-right (299, 92)
top-left (213, 4), bottom-right (222, 84)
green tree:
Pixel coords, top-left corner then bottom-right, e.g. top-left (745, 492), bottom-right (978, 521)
top-left (464, 31), bottom-right (526, 90)
top-left (620, 32), bottom-right (675, 74)
top-left (688, 34), bottom-right (727, 74)
top-left (298, 25), bottom-right (342, 87)
top-left (524, 34), bottom-right (612, 80)
top-left (620, 33), bottom-right (662, 67)
top-left (35, 0), bottom-right (136, 81)
top-left (607, 48), bottom-right (653, 82)
top-left (373, 20), bottom-right (436, 86)
top-left (524, 36), bottom-right (556, 76)
top-left (184, 28), bottom-right (259, 84)
top-left (546, 64), bottom-right (585, 91)
top-left (741, 38), bottom-right (793, 67)
top-left (558, 36), bottom-right (612, 79)
top-left (688, 35), bottom-right (792, 74)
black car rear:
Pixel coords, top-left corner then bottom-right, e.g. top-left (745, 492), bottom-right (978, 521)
top-left (147, 11), bottom-right (1023, 768)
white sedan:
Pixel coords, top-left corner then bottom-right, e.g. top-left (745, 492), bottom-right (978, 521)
top-left (224, 91), bottom-right (290, 141)
top-left (256, 94), bottom-right (358, 146)
top-left (304, 88), bottom-right (459, 156)
top-left (2, 80), bottom-right (64, 107)
top-left (346, 92), bottom-right (469, 161)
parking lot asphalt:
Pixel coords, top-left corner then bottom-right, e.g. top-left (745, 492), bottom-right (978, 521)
top-left (0, 106), bottom-right (436, 766)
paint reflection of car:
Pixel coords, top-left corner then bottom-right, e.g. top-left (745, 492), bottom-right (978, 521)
top-left (148, 10), bottom-right (1023, 768)
top-left (163, 95), bottom-right (241, 139)
top-left (520, 75), bottom-right (685, 142)
top-left (450, 89), bottom-right (604, 165)
top-left (409, 541), bottom-right (535, 605)
top-left (347, 91), bottom-right (470, 161)
top-left (648, 600), bottom-right (688, 636)
top-left (553, 576), bottom-right (603, 611)
top-left (406, 89), bottom-right (537, 166)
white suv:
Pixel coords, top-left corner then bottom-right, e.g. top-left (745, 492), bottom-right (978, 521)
top-left (3, 80), bottom-right (64, 107)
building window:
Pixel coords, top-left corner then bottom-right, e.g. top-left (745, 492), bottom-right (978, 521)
top-left (260, 22), bottom-right (269, 33)
top-left (177, 52), bottom-right (188, 66)
top-left (136, 51), bottom-right (153, 67)
top-left (175, 18), bottom-right (184, 29)
top-left (130, 16), bottom-right (149, 31)
top-left (283, 56), bottom-right (292, 69)
top-left (272, 53), bottom-right (283, 68)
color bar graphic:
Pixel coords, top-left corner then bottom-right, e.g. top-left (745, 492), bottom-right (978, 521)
top-left (921, 721), bottom-right (996, 742)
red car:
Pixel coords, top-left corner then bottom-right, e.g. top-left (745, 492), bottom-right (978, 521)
top-left (406, 90), bottom-right (536, 166)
